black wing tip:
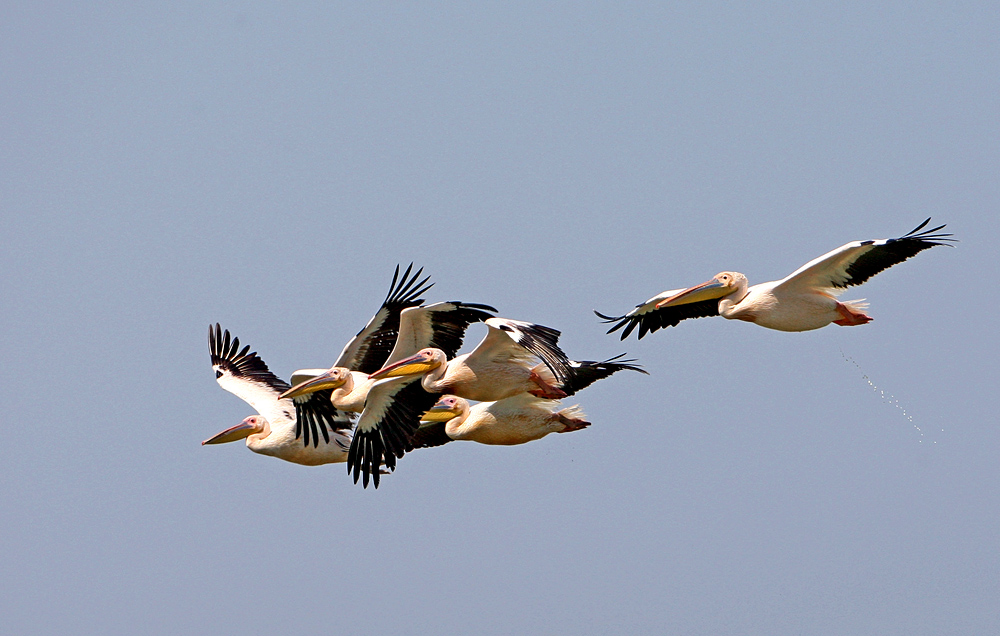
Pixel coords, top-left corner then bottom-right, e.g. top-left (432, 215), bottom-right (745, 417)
top-left (900, 217), bottom-right (957, 245)
top-left (591, 353), bottom-right (650, 375)
top-left (594, 310), bottom-right (640, 340)
top-left (506, 320), bottom-right (573, 383)
top-left (594, 309), bottom-right (625, 323)
top-left (453, 301), bottom-right (500, 314)
top-left (208, 323), bottom-right (291, 392)
top-left (347, 429), bottom-right (387, 489)
top-left (385, 262), bottom-right (435, 308)
top-left (292, 390), bottom-right (353, 448)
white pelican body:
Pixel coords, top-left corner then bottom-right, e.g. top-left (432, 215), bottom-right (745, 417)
top-left (370, 318), bottom-right (575, 401)
top-left (208, 415), bottom-right (349, 466)
top-left (203, 325), bottom-right (352, 465)
top-left (416, 394), bottom-right (590, 446)
top-left (696, 272), bottom-right (873, 332)
top-left (598, 219), bottom-right (955, 339)
top-left (373, 320), bottom-right (647, 400)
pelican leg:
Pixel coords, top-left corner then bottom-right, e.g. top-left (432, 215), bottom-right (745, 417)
top-left (556, 414), bottom-right (591, 432)
top-left (833, 302), bottom-right (873, 326)
top-left (527, 370), bottom-right (568, 399)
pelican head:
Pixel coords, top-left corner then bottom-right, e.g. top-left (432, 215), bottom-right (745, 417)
top-left (369, 348), bottom-right (445, 379)
top-left (202, 415), bottom-right (267, 445)
top-left (280, 367), bottom-right (350, 399)
top-left (420, 395), bottom-right (466, 422)
top-left (656, 271), bottom-right (745, 308)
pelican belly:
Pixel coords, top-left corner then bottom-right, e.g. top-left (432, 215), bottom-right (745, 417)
top-left (749, 289), bottom-right (840, 332)
top-left (449, 408), bottom-right (556, 445)
top-left (248, 426), bottom-right (349, 466)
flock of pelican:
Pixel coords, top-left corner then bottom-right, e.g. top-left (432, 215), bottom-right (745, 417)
top-left (204, 219), bottom-right (954, 488)
top-left (204, 265), bottom-right (645, 487)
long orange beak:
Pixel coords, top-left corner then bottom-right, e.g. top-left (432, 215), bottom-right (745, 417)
top-left (280, 370), bottom-right (342, 399)
top-left (655, 277), bottom-right (731, 309)
top-left (420, 400), bottom-right (459, 422)
top-left (369, 353), bottom-right (437, 380)
top-left (202, 420), bottom-right (257, 445)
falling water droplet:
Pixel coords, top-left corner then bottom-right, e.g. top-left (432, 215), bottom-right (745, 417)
top-left (841, 350), bottom-right (937, 443)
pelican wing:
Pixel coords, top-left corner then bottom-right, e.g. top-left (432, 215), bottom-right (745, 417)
top-left (347, 377), bottom-right (441, 488)
top-left (775, 218), bottom-right (955, 293)
top-left (559, 354), bottom-right (649, 396)
top-left (596, 289), bottom-right (721, 340)
top-left (410, 421), bottom-right (454, 449)
top-left (210, 323), bottom-right (291, 426)
top-left (385, 301), bottom-right (498, 366)
top-left (289, 388), bottom-right (356, 449)
top-left (470, 318), bottom-right (574, 386)
top-left (333, 264), bottom-right (433, 374)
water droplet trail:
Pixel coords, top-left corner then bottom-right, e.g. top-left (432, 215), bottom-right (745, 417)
top-left (841, 350), bottom-right (938, 444)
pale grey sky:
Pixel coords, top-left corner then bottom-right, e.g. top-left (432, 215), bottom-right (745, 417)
top-left (2, 3), bottom-right (997, 635)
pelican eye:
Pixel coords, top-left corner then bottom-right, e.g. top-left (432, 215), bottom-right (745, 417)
top-left (215, 370), bottom-right (223, 379)
top-left (499, 325), bottom-right (512, 332)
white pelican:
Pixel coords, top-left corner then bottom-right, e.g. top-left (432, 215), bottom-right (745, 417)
top-left (597, 218), bottom-right (955, 338)
top-left (202, 324), bottom-right (354, 465)
top-left (414, 394), bottom-right (590, 447)
top-left (370, 321), bottom-right (647, 400)
top-left (368, 318), bottom-right (578, 402)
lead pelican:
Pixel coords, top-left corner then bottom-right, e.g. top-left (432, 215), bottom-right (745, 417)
top-left (596, 218), bottom-right (955, 339)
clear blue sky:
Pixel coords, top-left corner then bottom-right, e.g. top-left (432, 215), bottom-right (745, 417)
top-left (2, 3), bottom-right (997, 634)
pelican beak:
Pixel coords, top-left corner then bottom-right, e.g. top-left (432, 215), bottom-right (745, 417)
top-left (280, 370), bottom-right (343, 399)
top-left (202, 420), bottom-right (257, 445)
top-left (370, 353), bottom-right (437, 380)
top-left (655, 276), bottom-right (732, 309)
top-left (420, 401), bottom-right (458, 422)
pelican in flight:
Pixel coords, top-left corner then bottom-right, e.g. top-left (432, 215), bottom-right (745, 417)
top-left (202, 324), bottom-right (354, 465)
top-left (369, 322), bottom-right (647, 402)
top-left (413, 394), bottom-right (590, 447)
top-left (597, 218), bottom-right (955, 338)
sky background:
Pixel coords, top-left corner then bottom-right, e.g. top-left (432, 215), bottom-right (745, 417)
top-left (2, 3), bottom-right (998, 635)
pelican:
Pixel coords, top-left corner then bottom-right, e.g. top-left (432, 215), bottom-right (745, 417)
top-left (370, 320), bottom-right (647, 401)
top-left (597, 218), bottom-right (955, 338)
top-left (413, 394), bottom-right (590, 447)
top-left (202, 324), bottom-right (353, 465)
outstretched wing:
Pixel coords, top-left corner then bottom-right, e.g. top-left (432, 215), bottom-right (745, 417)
top-left (347, 377), bottom-right (441, 489)
top-left (410, 421), bottom-right (454, 449)
top-left (775, 218), bottom-right (956, 294)
top-left (474, 318), bottom-right (574, 386)
top-left (560, 354), bottom-right (649, 396)
top-left (333, 263), bottom-right (433, 374)
top-left (285, 375), bottom-right (356, 449)
top-left (209, 323), bottom-right (290, 426)
top-left (596, 290), bottom-right (721, 340)
top-left (385, 301), bottom-right (498, 365)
